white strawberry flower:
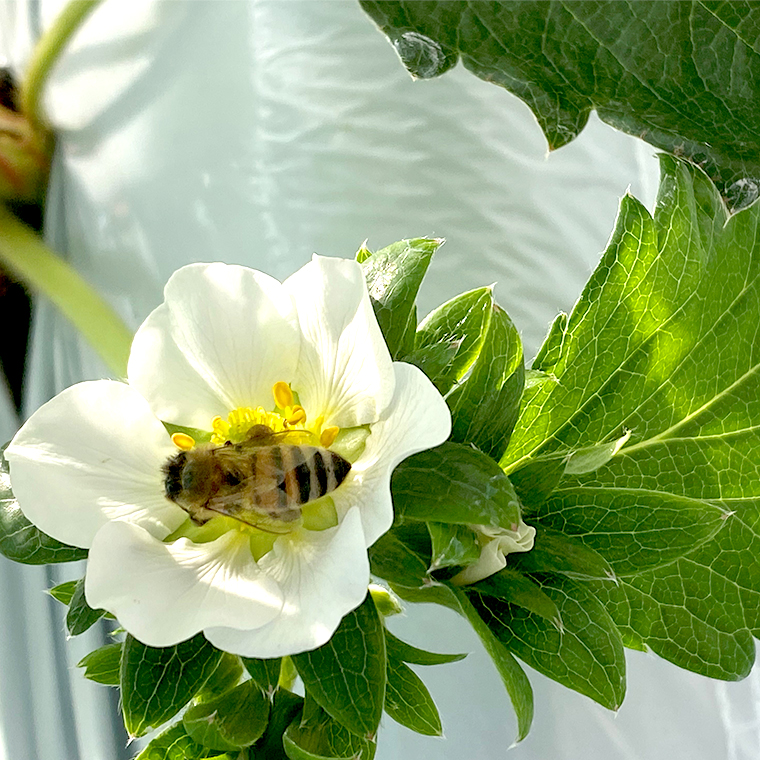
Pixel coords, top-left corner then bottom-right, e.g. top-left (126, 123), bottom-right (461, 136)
top-left (6, 256), bottom-right (450, 657)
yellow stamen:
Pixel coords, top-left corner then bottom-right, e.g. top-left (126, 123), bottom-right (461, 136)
top-left (272, 381), bottom-right (294, 410)
top-left (286, 406), bottom-right (307, 427)
top-left (171, 432), bottom-right (196, 451)
top-left (320, 426), bottom-right (340, 448)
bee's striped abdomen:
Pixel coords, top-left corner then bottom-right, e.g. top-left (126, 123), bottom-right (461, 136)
top-left (252, 445), bottom-right (351, 520)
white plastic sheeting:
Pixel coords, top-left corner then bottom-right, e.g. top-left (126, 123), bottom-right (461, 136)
top-left (0, 1), bottom-right (758, 759)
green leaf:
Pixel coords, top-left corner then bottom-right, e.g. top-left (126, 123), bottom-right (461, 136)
top-left (503, 157), bottom-right (760, 677)
top-left (384, 629), bottom-right (466, 666)
top-left (361, 237), bottom-right (443, 358)
top-left (77, 643), bottom-right (122, 686)
top-left (391, 442), bottom-right (521, 528)
top-left (384, 658), bottom-right (442, 736)
top-left (360, 1), bottom-right (760, 208)
top-left (243, 656), bottom-right (282, 698)
top-left (447, 585), bottom-right (534, 744)
top-left (120, 634), bottom-right (223, 737)
top-left (510, 526), bottom-right (615, 582)
top-left (250, 689), bottom-right (304, 760)
top-left (408, 286), bottom-right (493, 394)
top-left (368, 527), bottom-right (432, 589)
top-left (508, 457), bottom-right (567, 515)
top-left (134, 722), bottom-right (222, 760)
top-left (198, 653), bottom-right (244, 701)
top-left (183, 680), bottom-right (269, 751)
top-left (473, 575), bottom-right (626, 709)
top-left (66, 578), bottom-right (106, 636)
top-left (49, 580), bottom-right (77, 606)
top-left (0, 447), bottom-right (87, 564)
top-left (292, 595), bottom-right (386, 739)
top-left (283, 703), bottom-right (376, 760)
top-left (472, 568), bottom-right (562, 630)
top-left (427, 522), bottom-right (479, 571)
top-left (447, 304), bottom-right (524, 459)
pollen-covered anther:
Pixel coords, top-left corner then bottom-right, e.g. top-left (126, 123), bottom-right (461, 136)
top-left (171, 432), bottom-right (196, 451)
top-left (320, 426), bottom-right (340, 448)
top-left (272, 381), bottom-right (294, 410)
top-left (286, 406), bottom-right (307, 427)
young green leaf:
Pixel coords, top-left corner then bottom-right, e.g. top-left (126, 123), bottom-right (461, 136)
top-left (473, 575), bottom-right (626, 710)
top-left (49, 580), bottom-right (78, 606)
top-left (0, 447), bottom-right (87, 564)
top-left (503, 157), bottom-right (760, 678)
top-left (384, 629), bottom-right (466, 666)
top-left (120, 634), bottom-right (223, 737)
top-left (508, 456), bottom-right (567, 514)
top-left (447, 305), bottom-right (524, 459)
top-left (243, 656), bottom-right (282, 698)
top-left (368, 528), bottom-right (432, 589)
top-left (361, 237), bottom-right (443, 358)
top-left (77, 642), bottom-right (122, 686)
top-left (447, 585), bottom-right (534, 744)
top-left (183, 680), bottom-right (269, 751)
top-left (391, 442), bottom-right (521, 528)
top-left (66, 577), bottom-right (106, 635)
top-left (134, 722), bottom-right (222, 760)
top-left (427, 522), bottom-right (480, 571)
top-left (408, 286), bottom-right (493, 394)
top-left (360, 1), bottom-right (760, 207)
top-left (292, 595), bottom-right (386, 739)
top-left (384, 658), bottom-right (442, 736)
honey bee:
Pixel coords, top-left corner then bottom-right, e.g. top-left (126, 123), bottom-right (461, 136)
top-left (163, 424), bottom-right (351, 530)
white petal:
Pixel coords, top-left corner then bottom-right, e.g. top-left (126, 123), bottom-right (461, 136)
top-left (332, 362), bottom-right (451, 545)
top-left (5, 381), bottom-right (185, 548)
top-left (284, 256), bottom-right (395, 428)
top-left (86, 521), bottom-right (283, 647)
top-left (450, 538), bottom-right (507, 586)
top-left (205, 507), bottom-right (369, 658)
top-left (129, 263), bottom-right (301, 428)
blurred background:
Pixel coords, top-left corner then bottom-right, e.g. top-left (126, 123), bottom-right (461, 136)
top-left (0, 2), bottom-right (757, 759)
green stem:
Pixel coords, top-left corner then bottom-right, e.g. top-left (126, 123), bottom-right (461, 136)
top-left (0, 206), bottom-right (133, 377)
top-left (20, 0), bottom-right (104, 130)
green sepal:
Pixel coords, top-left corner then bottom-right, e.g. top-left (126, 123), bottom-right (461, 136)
top-left (408, 286), bottom-right (493, 394)
top-left (292, 595), bottom-right (386, 740)
top-left (120, 634), bottom-right (223, 737)
top-left (472, 575), bottom-right (626, 710)
top-left (361, 237), bottom-right (443, 358)
top-left (49, 580), bottom-right (78, 605)
top-left (250, 689), bottom-right (304, 760)
top-left (510, 526), bottom-right (616, 582)
top-left (391, 442), bottom-right (521, 528)
top-left (133, 722), bottom-right (224, 760)
top-left (243, 656), bottom-right (282, 698)
top-left (77, 642), bottom-right (122, 686)
top-left (384, 629), bottom-right (466, 666)
top-left (471, 568), bottom-right (562, 630)
top-left (66, 577), bottom-right (106, 636)
top-left (283, 702), bottom-right (376, 760)
top-left (427, 521), bottom-right (480, 571)
top-left (183, 680), bottom-right (269, 752)
top-left (447, 304), bottom-right (524, 460)
top-left (0, 446), bottom-right (87, 564)
top-left (385, 657), bottom-right (442, 737)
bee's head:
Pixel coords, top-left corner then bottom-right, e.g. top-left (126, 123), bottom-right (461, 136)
top-left (162, 451), bottom-right (187, 501)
